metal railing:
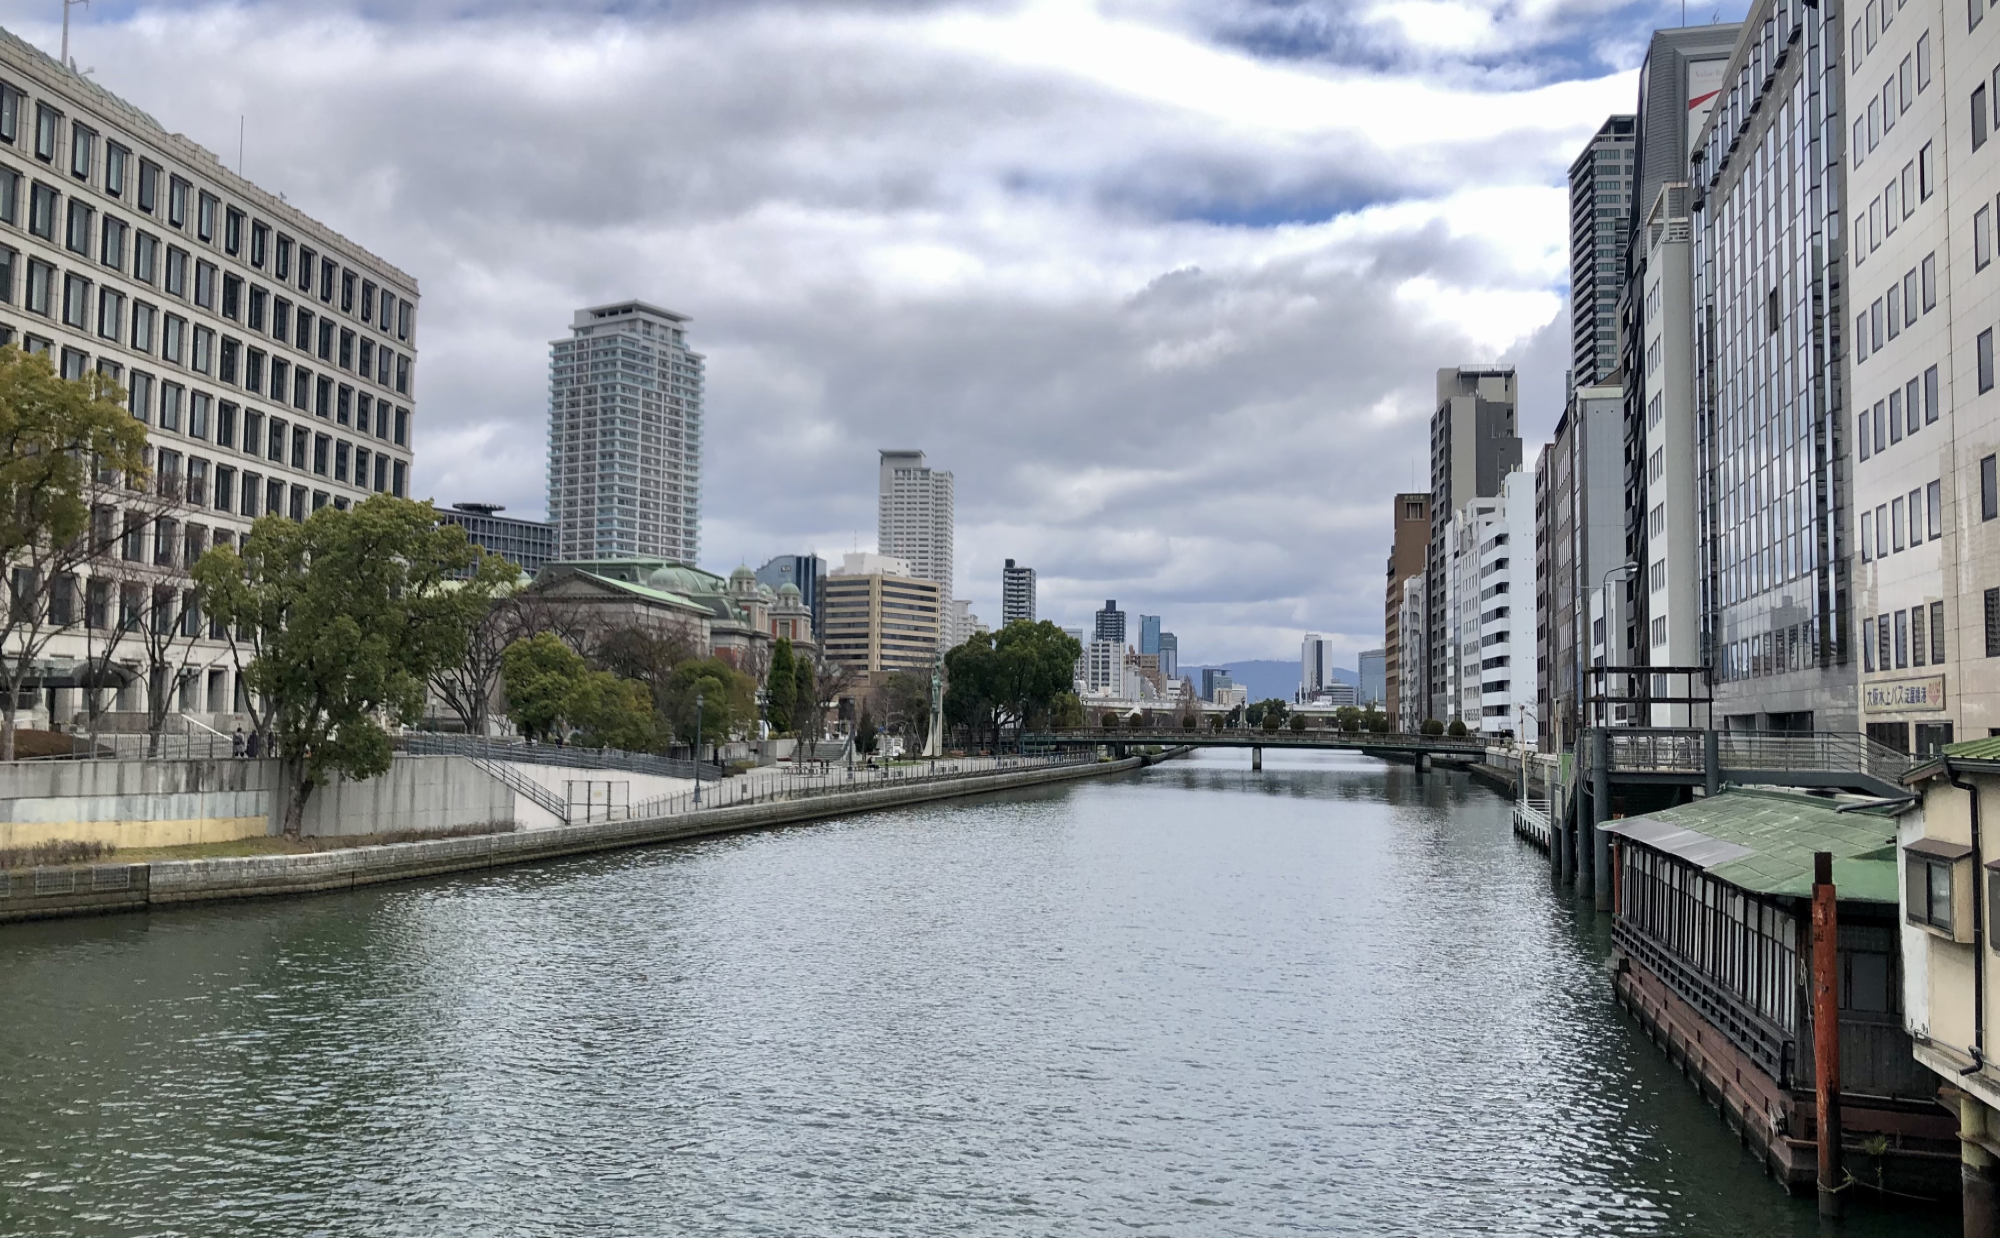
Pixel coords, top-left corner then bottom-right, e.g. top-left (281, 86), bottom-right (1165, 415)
top-left (1024, 728), bottom-right (1487, 751)
top-left (400, 732), bottom-right (722, 782)
top-left (1578, 727), bottom-right (1919, 786)
top-left (1512, 799), bottom-right (1552, 849)
top-left (467, 757), bottom-right (572, 822)
top-left (626, 752), bottom-right (1097, 820)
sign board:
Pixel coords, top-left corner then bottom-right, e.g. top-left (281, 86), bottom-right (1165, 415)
top-left (1863, 675), bottom-right (1947, 713)
top-left (1687, 58), bottom-right (1728, 156)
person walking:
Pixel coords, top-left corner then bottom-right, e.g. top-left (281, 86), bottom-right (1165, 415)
top-left (231, 727), bottom-right (246, 758)
top-left (245, 730), bottom-right (262, 759)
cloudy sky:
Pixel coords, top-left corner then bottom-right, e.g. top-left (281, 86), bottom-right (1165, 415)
top-left (9, 0), bottom-right (1751, 666)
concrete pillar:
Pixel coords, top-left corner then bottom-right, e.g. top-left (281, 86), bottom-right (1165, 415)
top-left (1812, 851), bottom-right (1843, 1219)
top-left (1580, 728), bottom-right (1606, 900)
top-left (1966, 1095), bottom-right (1998, 1238)
top-left (1251, 746), bottom-right (1262, 771)
top-left (1704, 727), bottom-right (1720, 797)
top-left (1415, 752), bottom-right (1430, 774)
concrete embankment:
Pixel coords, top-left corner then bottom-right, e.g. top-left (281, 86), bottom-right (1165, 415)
top-left (0, 753), bottom-right (1167, 925)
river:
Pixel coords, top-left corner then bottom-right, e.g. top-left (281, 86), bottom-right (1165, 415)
top-left (0, 749), bottom-right (1956, 1236)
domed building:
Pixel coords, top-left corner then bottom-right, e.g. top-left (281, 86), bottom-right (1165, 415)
top-left (525, 558), bottom-right (816, 668)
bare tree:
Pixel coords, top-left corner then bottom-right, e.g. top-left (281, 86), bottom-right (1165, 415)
top-left (428, 588), bottom-right (532, 735)
top-left (805, 652), bottom-right (855, 744)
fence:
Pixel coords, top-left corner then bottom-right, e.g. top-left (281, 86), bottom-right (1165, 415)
top-left (398, 733), bottom-right (722, 782)
top-left (1577, 727), bottom-right (1918, 787)
top-left (625, 752), bottom-right (1097, 820)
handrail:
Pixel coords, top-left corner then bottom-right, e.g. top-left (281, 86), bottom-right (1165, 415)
top-left (626, 752), bottom-right (1097, 820)
top-left (401, 733), bottom-right (723, 781)
top-left (468, 757), bottom-right (571, 824)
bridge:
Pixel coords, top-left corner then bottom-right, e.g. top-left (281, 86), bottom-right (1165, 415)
top-left (1021, 729), bottom-right (1489, 769)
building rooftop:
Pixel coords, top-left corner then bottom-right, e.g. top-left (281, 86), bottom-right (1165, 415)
top-left (1602, 788), bottom-right (1901, 902)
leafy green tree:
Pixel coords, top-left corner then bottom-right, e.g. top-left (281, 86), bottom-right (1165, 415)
top-left (945, 620), bottom-right (1083, 749)
top-left (0, 350), bottom-right (150, 760)
top-left (1420, 718), bottom-right (1444, 736)
top-left (1334, 705), bottom-right (1362, 732)
top-left (1246, 697), bottom-right (1289, 728)
top-left (567, 670), bottom-right (661, 751)
top-left (1447, 718), bottom-right (1469, 737)
top-left (1050, 691), bottom-right (1084, 729)
top-left (502, 631), bottom-right (586, 742)
top-left (792, 655), bottom-right (817, 740)
top-left (1365, 710), bottom-right (1390, 734)
top-left (1101, 711), bottom-right (1121, 729)
top-left (1180, 713), bottom-right (1197, 731)
top-left (1288, 713), bottom-right (1307, 732)
top-left (856, 704), bottom-right (878, 755)
top-left (875, 670), bottom-right (932, 743)
top-left (1260, 711), bottom-right (1282, 732)
top-left (194, 497), bottom-right (514, 835)
top-left (664, 656), bottom-right (756, 749)
top-left (766, 637), bottom-right (797, 734)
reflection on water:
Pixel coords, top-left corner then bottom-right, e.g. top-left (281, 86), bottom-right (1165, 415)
top-left (0, 749), bottom-right (1956, 1236)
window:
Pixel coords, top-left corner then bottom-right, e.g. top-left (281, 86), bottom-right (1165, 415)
top-left (292, 365), bottom-right (309, 410)
top-left (1909, 850), bottom-right (1960, 933)
top-left (1861, 408), bottom-right (1875, 460)
top-left (194, 260), bottom-right (215, 310)
top-left (334, 440), bottom-right (349, 482)
top-left (32, 104), bottom-right (55, 162)
top-left (167, 175), bottom-right (189, 229)
top-left (315, 375), bottom-right (332, 418)
top-left (1915, 606), bottom-right (1928, 667)
top-left (164, 246), bottom-right (188, 298)
top-left (1922, 141), bottom-right (1937, 200)
top-left (358, 338), bottom-right (373, 379)
top-left (1984, 454), bottom-right (1999, 520)
top-left (317, 317), bottom-right (333, 362)
top-left (1921, 31), bottom-right (1935, 90)
top-left (1881, 611), bottom-right (1894, 670)
top-left (104, 142), bottom-right (126, 198)
top-left (267, 416), bottom-right (285, 462)
top-left (269, 357), bottom-right (287, 401)
top-left (1909, 377), bottom-right (1923, 435)
top-left (0, 164), bottom-right (17, 226)
top-left (394, 406), bottom-right (408, 445)
top-left (1935, 600), bottom-right (1948, 664)
top-left (1927, 363), bottom-right (1941, 422)
top-left (95, 286), bottom-right (121, 340)
top-left (219, 336), bottom-right (238, 385)
top-left (136, 158), bottom-right (159, 213)
top-left (376, 346), bottom-right (392, 387)
top-left (1872, 298), bottom-right (1886, 351)
top-left (27, 181), bottom-right (55, 240)
top-left (318, 256), bottom-right (335, 304)
top-left (297, 244), bottom-right (314, 293)
top-left (295, 306), bottom-right (311, 350)
top-left (1863, 616), bottom-right (1876, 669)
top-left (1930, 479), bottom-right (1944, 539)
top-left (63, 197), bottom-right (89, 255)
top-left (159, 381), bottom-right (182, 431)
top-left (68, 123), bottom-right (91, 180)
top-left (0, 244), bottom-right (15, 304)
top-left (1888, 285), bottom-right (1902, 339)
top-left (1978, 0), bottom-right (1988, 33)
top-left (338, 327), bottom-right (354, 370)
top-left (1897, 609), bottom-right (1909, 667)
top-left (272, 294), bottom-right (291, 342)
top-left (195, 191), bottom-right (216, 242)
top-left (1977, 87), bottom-right (1989, 150)
top-left (1980, 327), bottom-right (1994, 392)
top-left (1884, 81), bottom-right (1898, 136)
top-left (392, 460), bottom-right (405, 498)
top-left (395, 355), bottom-right (409, 395)
top-left (130, 301), bottom-right (154, 353)
top-left (250, 220), bottom-right (269, 268)
top-left (245, 347), bottom-right (264, 392)
top-left (275, 234), bottom-right (292, 281)
top-left (221, 273), bottom-right (240, 320)
top-left (1910, 488), bottom-right (1924, 546)
top-left (128, 370), bottom-right (151, 422)
top-left (1980, 205), bottom-right (1992, 269)
top-left (99, 213), bottom-right (125, 270)
top-left (1924, 251), bottom-right (1939, 309)
top-left (397, 299), bottom-right (411, 341)
top-left (1890, 393), bottom-right (1905, 443)
top-left (133, 230), bottom-right (157, 284)
top-left (224, 206), bottom-right (242, 256)
top-left (162, 314), bottom-right (186, 365)
top-left (360, 279), bottom-right (375, 324)
top-left (291, 425), bottom-right (308, 470)
top-left (216, 400), bottom-right (236, 449)
top-left (23, 257), bottom-right (51, 316)
top-left (189, 391), bottom-right (210, 440)
top-left (336, 383), bottom-right (351, 425)
top-left (1862, 509), bottom-right (1875, 560)
top-left (214, 465), bottom-right (235, 513)
top-left (313, 433), bottom-right (329, 476)
top-left (1892, 497), bottom-right (1907, 551)
top-left (247, 285), bottom-right (267, 333)
top-left (378, 287), bottom-right (394, 330)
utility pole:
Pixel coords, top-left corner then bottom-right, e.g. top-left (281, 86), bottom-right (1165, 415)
top-left (61, 0), bottom-right (88, 68)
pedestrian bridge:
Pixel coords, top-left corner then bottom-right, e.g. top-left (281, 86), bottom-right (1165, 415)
top-left (1021, 729), bottom-right (1490, 767)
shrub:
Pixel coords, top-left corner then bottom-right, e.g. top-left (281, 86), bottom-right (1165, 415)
top-left (1447, 719), bottom-right (1469, 737)
top-left (1260, 712), bottom-right (1281, 731)
top-left (1180, 714), bottom-right (1197, 730)
top-left (1420, 718), bottom-right (1444, 736)
top-left (1288, 714), bottom-right (1307, 732)
top-left (1101, 713), bottom-right (1121, 729)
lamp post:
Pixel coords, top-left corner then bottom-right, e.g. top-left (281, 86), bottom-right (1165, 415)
top-left (693, 688), bottom-right (704, 807)
top-left (1576, 561), bottom-right (1638, 733)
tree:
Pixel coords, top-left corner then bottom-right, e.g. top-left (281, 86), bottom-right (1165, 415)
top-left (428, 582), bottom-right (550, 736)
top-left (1421, 718), bottom-right (1444, 736)
top-left (945, 620), bottom-right (1083, 750)
top-left (0, 351), bottom-right (151, 759)
top-left (1101, 711), bottom-right (1121, 729)
top-left (1260, 711), bottom-right (1282, 732)
top-left (1447, 718), bottom-right (1469, 737)
top-left (1050, 691), bottom-right (1083, 729)
top-left (874, 670), bottom-right (932, 744)
top-left (566, 670), bottom-right (660, 751)
top-left (793, 655), bottom-right (818, 740)
top-left (1246, 697), bottom-right (1289, 728)
top-left (664, 656), bottom-right (757, 751)
top-left (194, 497), bottom-right (511, 836)
top-left (1180, 713), bottom-right (1197, 731)
top-left (855, 704), bottom-right (878, 755)
top-left (765, 637), bottom-right (797, 734)
top-left (1288, 713), bottom-right (1307, 732)
top-left (1335, 705), bottom-right (1362, 733)
top-left (502, 632), bottom-right (585, 742)
top-left (1365, 710), bottom-right (1390, 734)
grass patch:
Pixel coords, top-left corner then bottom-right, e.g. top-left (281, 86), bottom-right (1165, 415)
top-left (0, 839), bottom-right (114, 869)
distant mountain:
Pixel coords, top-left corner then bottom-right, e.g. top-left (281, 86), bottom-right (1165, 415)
top-left (1179, 659), bottom-right (1355, 702)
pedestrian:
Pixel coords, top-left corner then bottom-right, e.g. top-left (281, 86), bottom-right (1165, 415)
top-left (245, 730), bottom-right (262, 759)
top-left (231, 726), bottom-right (246, 758)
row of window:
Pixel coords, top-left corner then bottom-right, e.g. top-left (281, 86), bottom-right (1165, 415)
top-left (1856, 251), bottom-right (1938, 363)
top-left (0, 82), bottom-right (412, 339)
top-left (1853, 0), bottom-right (1914, 67)
top-left (1854, 30), bottom-right (1932, 170)
top-left (1855, 159), bottom-right (1936, 276)
top-left (1859, 479), bottom-right (1942, 560)
top-left (1858, 363), bottom-right (1940, 459)
top-left (1715, 620), bottom-right (1825, 683)
top-left (1864, 602), bottom-right (1947, 671)
top-left (0, 227), bottom-right (412, 396)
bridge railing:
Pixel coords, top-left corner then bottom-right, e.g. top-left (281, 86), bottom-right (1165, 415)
top-left (1023, 728), bottom-right (1486, 749)
top-left (1577, 727), bottom-right (1918, 785)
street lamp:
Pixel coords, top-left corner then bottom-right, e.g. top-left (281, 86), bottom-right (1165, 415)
top-left (1579, 561), bottom-right (1639, 731)
top-left (693, 688), bottom-right (704, 807)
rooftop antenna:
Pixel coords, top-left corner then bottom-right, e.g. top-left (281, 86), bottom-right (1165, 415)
top-left (60, 0), bottom-right (87, 68)
top-left (237, 116), bottom-right (244, 177)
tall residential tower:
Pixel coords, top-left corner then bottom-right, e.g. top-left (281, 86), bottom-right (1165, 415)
top-left (878, 450), bottom-right (954, 591)
top-left (1569, 116), bottom-right (1637, 386)
top-left (1001, 559), bottom-right (1036, 624)
top-left (548, 301), bottom-right (703, 563)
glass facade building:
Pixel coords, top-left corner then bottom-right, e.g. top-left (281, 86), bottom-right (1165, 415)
top-left (1692, 0), bottom-right (1855, 730)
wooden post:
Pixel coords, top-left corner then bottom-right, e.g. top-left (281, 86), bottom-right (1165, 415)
top-left (1813, 849), bottom-right (1843, 1217)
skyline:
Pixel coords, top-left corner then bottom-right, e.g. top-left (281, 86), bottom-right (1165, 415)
top-left (5, 0), bottom-right (1756, 662)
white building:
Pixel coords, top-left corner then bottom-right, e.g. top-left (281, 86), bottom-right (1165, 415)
top-left (1083, 637), bottom-right (1121, 695)
top-left (1448, 470), bottom-right (1538, 741)
top-left (943, 598), bottom-right (986, 650)
top-left (1001, 558), bottom-right (1035, 625)
top-left (1396, 575), bottom-right (1426, 732)
top-left (878, 449), bottom-right (953, 593)
top-left (1300, 632), bottom-right (1336, 701)
top-left (1842, 0), bottom-right (1998, 755)
top-left (1639, 182), bottom-right (1702, 724)
top-left (548, 301), bottom-right (702, 563)
top-left (0, 28), bottom-right (419, 734)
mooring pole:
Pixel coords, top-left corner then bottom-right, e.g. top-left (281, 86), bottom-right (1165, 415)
top-left (1812, 849), bottom-right (1843, 1218)
top-left (1588, 726), bottom-right (1609, 906)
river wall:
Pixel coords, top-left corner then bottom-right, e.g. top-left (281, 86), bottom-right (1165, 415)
top-left (0, 754), bottom-right (1159, 924)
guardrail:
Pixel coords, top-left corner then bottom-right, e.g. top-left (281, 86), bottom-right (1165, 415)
top-left (467, 757), bottom-right (574, 823)
top-left (1023, 729), bottom-right (1487, 752)
top-left (627, 752), bottom-right (1097, 819)
top-left (1577, 727), bottom-right (1918, 788)
top-left (400, 733), bottom-right (723, 782)
top-left (1512, 799), bottom-right (1552, 849)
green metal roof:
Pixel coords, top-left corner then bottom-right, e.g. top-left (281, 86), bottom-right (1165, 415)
top-left (1945, 736), bottom-right (2000, 762)
top-left (1602, 788), bottom-right (1901, 903)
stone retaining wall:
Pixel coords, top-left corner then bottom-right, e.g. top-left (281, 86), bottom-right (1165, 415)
top-left (0, 754), bottom-right (1159, 924)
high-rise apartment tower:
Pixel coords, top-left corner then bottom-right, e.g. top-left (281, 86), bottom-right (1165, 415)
top-left (1427, 368), bottom-right (1522, 722)
top-left (1001, 559), bottom-right (1036, 625)
top-left (548, 301), bottom-right (703, 563)
top-left (878, 450), bottom-right (954, 591)
top-left (1094, 600), bottom-right (1126, 644)
top-left (1569, 116), bottom-right (1636, 386)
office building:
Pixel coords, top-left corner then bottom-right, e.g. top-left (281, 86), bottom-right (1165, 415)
top-left (1383, 491), bottom-right (1429, 730)
top-left (1201, 668), bottom-right (1234, 702)
top-left (819, 552), bottom-right (941, 675)
top-left (1157, 631), bottom-right (1178, 680)
top-left (1569, 116), bottom-right (1637, 386)
top-left (1064, 625), bottom-right (1088, 690)
top-left (438, 503), bottom-right (555, 579)
top-left (1617, 25), bottom-right (1739, 721)
top-left (548, 301), bottom-right (702, 563)
top-left (1139, 615), bottom-right (1161, 656)
top-left (0, 29), bottom-right (419, 733)
top-left (943, 598), bottom-right (985, 650)
top-left (1093, 599), bottom-right (1126, 644)
top-left (878, 450), bottom-right (953, 591)
top-left (755, 554), bottom-right (825, 637)
top-left (1000, 558), bottom-right (1035, 625)
top-left (1692, 1), bottom-right (1854, 732)
top-left (1448, 471), bottom-right (1538, 740)
top-left (1536, 385), bottom-right (1625, 748)
top-left (1837, 0), bottom-right (2000, 754)
top-left (1427, 367), bottom-right (1522, 721)
top-left (1396, 576), bottom-right (1426, 732)
top-left (1084, 637), bottom-right (1121, 695)
top-left (1358, 649), bottom-right (1385, 709)
top-left (1300, 633), bottom-right (1336, 701)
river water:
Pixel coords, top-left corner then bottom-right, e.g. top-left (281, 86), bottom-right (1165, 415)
top-left (0, 750), bottom-right (1956, 1236)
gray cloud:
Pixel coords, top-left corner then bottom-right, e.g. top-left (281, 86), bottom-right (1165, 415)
top-left (13, 0), bottom-right (1650, 664)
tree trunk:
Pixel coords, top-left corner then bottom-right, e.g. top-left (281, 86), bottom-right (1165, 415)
top-left (1, 701), bottom-right (14, 762)
top-left (282, 763), bottom-right (314, 838)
